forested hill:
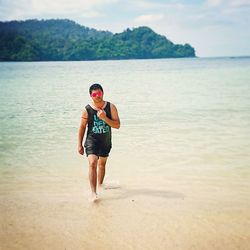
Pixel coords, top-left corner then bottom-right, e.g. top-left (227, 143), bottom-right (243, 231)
top-left (0, 19), bottom-right (196, 61)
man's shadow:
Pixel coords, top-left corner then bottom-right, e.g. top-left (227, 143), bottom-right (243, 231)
top-left (105, 186), bottom-right (185, 200)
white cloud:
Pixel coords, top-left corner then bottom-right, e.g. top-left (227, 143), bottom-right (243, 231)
top-left (0, 0), bottom-right (119, 20)
top-left (228, 0), bottom-right (250, 7)
top-left (81, 11), bottom-right (101, 18)
top-left (131, 0), bottom-right (167, 9)
top-left (29, 0), bottom-right (117, 13)
top-left (206, 0), bottom-right (250, 7)
top-left (134, 14), bottom-right (164, 24)
top-left (130, 0), bottom-right (184, 10)
top-left (206, 0), bottom-right (223, 6)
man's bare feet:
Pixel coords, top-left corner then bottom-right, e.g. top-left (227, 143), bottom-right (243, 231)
top-left (89, 192), bottom-right (98, 202)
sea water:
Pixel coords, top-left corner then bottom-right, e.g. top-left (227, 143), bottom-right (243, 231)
top-left (0, 58), bottom-right (249, 180)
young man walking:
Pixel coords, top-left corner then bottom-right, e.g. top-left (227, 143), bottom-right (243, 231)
top-left (78, 83), bottom-right (120, 201)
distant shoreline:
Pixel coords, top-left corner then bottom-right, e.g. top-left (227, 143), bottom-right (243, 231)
top-left (1, 56), bottom-right (250, 63)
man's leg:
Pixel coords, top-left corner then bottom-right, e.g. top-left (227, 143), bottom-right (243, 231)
top-left (98, 157), bottom-right (108, 186)
top-left (87, 154), bottom-right (98, 195)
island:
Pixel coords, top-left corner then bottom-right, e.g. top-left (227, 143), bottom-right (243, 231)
top-left (0, 19), bottom-right (196, 61)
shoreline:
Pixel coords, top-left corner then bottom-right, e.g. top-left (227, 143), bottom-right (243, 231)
top-left (1, 55), bottom-right (250, 63)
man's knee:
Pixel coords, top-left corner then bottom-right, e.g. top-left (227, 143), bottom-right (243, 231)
top-left (89, 160), bottom-right (98, 169)
top-left (98, 157), bottom-right (107, 168)
top-left (98, 164), bottom-right (106, 170)
top-left (88, 154), bottom-right (98, 168)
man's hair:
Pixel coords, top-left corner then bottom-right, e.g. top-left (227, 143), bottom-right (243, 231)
top-left (89, 83), bottom-right (103, 95)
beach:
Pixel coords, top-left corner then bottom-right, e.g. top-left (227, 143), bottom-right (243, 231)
top-left (1, 165), bottom-right (249, 250)
top-left (0, 58), bottom-right (250, 249)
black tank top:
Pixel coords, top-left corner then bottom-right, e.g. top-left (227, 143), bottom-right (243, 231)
top-left (84, 102), bottom-right (112, 148)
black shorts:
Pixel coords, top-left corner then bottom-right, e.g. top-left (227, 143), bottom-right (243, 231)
top-left (85, 142), bottom-right (111, 157)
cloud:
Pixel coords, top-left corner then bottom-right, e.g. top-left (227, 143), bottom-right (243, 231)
top-left (0, 0), bottom-right (118, 20)
top-left (206, 0), bottom-right (223, 6)
top-left (130, 0), bottom-right (185, 10)
top-left (134, 14), bottom-right (164, 24)
top-left (228, 0), bottom-right (250, 7)
top-left (81, 11), bottom-right (101, 18)
top-left (206, 0), bottom-right (250, 7)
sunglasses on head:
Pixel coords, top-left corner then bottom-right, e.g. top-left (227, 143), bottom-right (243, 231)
top-left (91, 91), bottom-right (103, 98)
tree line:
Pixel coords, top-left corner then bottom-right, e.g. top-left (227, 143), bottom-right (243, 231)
top-left (0, 19), bottom-right (195, 61)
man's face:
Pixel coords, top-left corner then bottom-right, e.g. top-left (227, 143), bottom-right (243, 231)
top-left (90, 89), bottom-right (103, 102)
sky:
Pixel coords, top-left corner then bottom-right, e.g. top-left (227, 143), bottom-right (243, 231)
top-left (0, 0), bottom-right (250, 57)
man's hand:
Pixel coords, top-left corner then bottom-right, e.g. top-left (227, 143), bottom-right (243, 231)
top-left (78, 145), bottom-right (84, 155)
top-left (97, 109), bottom-right (106, 120)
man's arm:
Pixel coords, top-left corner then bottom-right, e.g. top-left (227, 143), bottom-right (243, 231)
top-left (78, 109), bottom-right (88, 155)
top-left (98, 103), bottom-right (120, 129)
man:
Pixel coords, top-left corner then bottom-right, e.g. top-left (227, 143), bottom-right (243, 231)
top-left (78, 83), bottom-right (120, 201)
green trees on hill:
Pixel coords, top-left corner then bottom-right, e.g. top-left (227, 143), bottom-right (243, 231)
top-left (0, 19), bottom-right (195, 61)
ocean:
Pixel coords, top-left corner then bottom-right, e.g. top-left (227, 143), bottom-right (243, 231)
top-left (1, 58), bottom-right (250, 176)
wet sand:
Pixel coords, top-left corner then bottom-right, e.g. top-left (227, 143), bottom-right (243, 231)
top-left (1, 167), bottom-right (249, 250)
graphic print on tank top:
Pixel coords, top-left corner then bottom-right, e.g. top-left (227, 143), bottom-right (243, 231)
top-left (92, 114), bottom-right (110, 134)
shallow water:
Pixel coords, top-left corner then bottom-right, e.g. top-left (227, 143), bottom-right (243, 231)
top-left (1, 58), bottom-right (250, 175)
